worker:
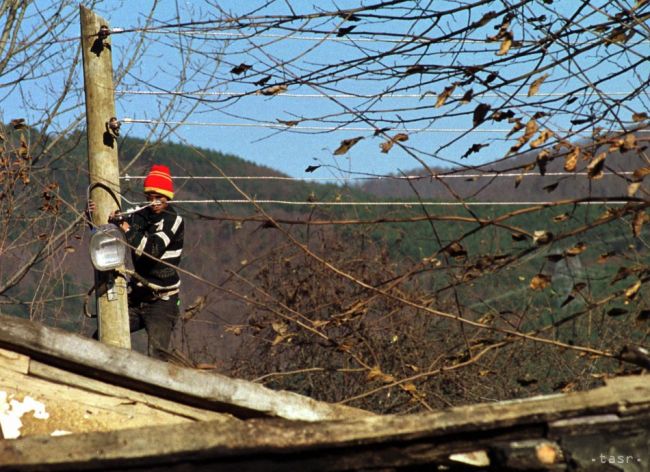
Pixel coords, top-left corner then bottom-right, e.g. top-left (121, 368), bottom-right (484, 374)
top-left (92, 164), bottom-right (184, 359)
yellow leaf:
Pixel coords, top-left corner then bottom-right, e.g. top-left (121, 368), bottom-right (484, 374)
top-left (333, 136), bottom-right (364, 155)
top-left (435, 85), bottom-right (456, 108)
top-left (496, 34), bottom-right (513, 56)
top-left (628, 182), bottom-right (641, 197)
top-left (522, 119), bottom-right (539, 141)
top-left (564, 147), bottom-right (580, 172)
top-left (625, 280), bottom-right (642, 299)
top-left (530, 274), bottom-right (551, 291)
top-left (528, 74), bottom-right (549, 97)
top-left (530, 129), bottom-right (553, 148)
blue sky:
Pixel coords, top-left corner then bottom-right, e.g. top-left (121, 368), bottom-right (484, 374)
top-left (3, 1), bottom-right (647, 181)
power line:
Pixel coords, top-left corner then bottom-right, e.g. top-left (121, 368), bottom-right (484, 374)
top-left (117, 89), bottom-right (636, 100)
top-left (122, 118), bottom-right (650, 134)
top-left (170, 199), bottom-right (633, 206)
top-left (122, 118), bottom-right (513, 133)
top-left (121, 171), bottom-right (634, 182)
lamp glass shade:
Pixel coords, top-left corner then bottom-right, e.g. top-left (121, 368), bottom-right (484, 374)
top-left (89, 224), bottom-right (126, 271)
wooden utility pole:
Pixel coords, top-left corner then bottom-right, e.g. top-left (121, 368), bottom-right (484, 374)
top-left (80, 6), bottom-right (131, 349)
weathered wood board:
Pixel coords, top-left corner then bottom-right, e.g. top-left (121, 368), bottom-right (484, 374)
top-left (2, 375), bottom-right (648, 471)
top-left (0, 314), bottom-right (368, 422)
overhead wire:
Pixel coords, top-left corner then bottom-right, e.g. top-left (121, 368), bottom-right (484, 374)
top-left (120, 171), bottom-right (635, 182)
top-left (121, 118), bottom-right (650, 134)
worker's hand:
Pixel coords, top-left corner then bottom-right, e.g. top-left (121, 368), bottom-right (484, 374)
top-left (109, 210), bottom-right (130, 232)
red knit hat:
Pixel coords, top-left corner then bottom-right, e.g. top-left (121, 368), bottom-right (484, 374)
top-left (143, 164), bottom-right (174, 199)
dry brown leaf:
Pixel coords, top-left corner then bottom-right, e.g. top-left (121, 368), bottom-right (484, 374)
top-left (445, 241), bottom-right (467, 258)
top-left (276, 119), bottom-right (299, 127)
top-left (10, 118), bottom-right (27, 130)
top-left (530, 129), bottom-right (553, 148)
top-left (367, 366), bottom-right (396, 383)
top-left (632, 167), bottom-right (650, 181)
top-left (272, 333), bottom-right (294, 346)
top-left (258, 84), bottom-right (288, 96)
top-left (628, 182), bottom-right (642, 197)
top-left (632, 210), bottom-right (647, 237)
top-left (380, 140), bottom-right (394, 154)
top-left (565, 242), bottom-right (587, 256)
top-left (472, 103), bottom-right (491, 127)
top-left (522, 119), bottom-right (539, 141)
top-left (564, 146), bottom-right (580, 172)
top-left (553, 213), bottom-right (569, 222)
top-left (528, 74), bottom-right (549, 97)
top-left (435, 85), bottom-right (456, 108)
top-left (598, 251), bottom-right (616, 263)
top-left (507, 119), bottom-right (523, 137)
top-left (224, 325), bottom-right (243, 336)
top-left (514, 174), bottom-right (523, 188)
top-left (536, 149), bottom-right (550, 175)
top-left (271, 321), bottom-right (289, 335)
top-left (587, 152), bottom-right (607, 179)
top-left (621, 133), bottom-right (637, 152)
top-left (533, 230), bottom-right (553, 245)
top-left (380, 133), bottom-right (408, 153)
top-left (473, 10), bottom-right (498, 28)
top-left (333, 136), bottom-right (364, 155)
top-left (400, 382), bottom-right (418, 393)
top-left (530, 274), bottom-right (551, 291)
top-left (230, 63), bottom-right (252, 75)
top-left (461, 89), bottom-right (473, 104)
top-left (632, 112), bottom-right (648, 122)
top-left (496, 34), bottom-right (513, 56)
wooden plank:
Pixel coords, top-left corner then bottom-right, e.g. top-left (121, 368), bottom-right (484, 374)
top-left (27, 361), bottom-right (235, 423)
top-left (0, 314), bottom-right (369, 422)
top-left (1, 375), bottom-right (648, 470)
top-left (0, 365), bottom-right (237, 438)
top-left (0, 348), bottom-right (29, 375)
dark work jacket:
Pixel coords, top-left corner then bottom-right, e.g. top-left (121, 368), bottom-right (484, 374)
top-left (124, 204), bottom-right (184, 292)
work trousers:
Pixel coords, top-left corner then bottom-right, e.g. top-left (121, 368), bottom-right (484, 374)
top-left (128, 286), bottom-right (179, 360)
